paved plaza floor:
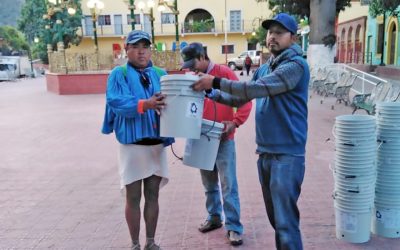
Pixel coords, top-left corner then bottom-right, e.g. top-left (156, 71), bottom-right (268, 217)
top-left (0, 74), bottom-right (399, 249)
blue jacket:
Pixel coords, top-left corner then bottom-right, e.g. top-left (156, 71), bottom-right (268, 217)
top-left (253, 45), bottom-right (309, 154)
top-left (102, 62), bottom-right (174, 146)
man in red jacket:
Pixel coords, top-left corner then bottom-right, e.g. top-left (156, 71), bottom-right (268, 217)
top-left (181, 43), bottom-right (252, 246)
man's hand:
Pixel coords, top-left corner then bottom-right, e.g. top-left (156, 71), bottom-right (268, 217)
top-left (220, 121), bottom-right (236, 140)
top-left (144, 92), bottom-right (166, 115)
top-left (191, 73), bottom-right (214, 91)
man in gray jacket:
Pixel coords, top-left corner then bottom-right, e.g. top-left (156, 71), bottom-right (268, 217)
top-left (191, 13), bottom-right (310, 250)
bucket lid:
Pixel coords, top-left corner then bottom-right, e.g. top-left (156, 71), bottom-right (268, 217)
top-left (377, 102), bottom-right (400, 109)
top-left (202, 119), bottom-right (224, 129)
top-left (335, 114), bottom-right (375, 123)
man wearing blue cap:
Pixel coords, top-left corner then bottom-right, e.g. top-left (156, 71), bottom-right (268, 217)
top-left (191, 13), bottom-right (309, 250)
top-left (102, 30), bottom-right (174, 250)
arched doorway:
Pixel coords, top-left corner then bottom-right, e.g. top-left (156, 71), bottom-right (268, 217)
top-left (339, 28), bottom-right (346, 63)
top-left (386, 17), bottom-right (398, 65)
top-left (347, 27), bottom-right (353, 63)
top-left (354, 25), bottom-right (363, 64)
top-left (183, 9), bottom-right (215, 33)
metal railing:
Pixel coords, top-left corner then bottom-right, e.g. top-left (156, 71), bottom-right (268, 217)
top-left (325, 63), bottom-right (388, 95)
top-left (81, 19), bottom-right (257, 37)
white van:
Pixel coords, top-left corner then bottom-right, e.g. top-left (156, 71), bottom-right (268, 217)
top-left (0, 56), bottom-right (31, 80)
top-left (227, 50), bottom-right (261, 70)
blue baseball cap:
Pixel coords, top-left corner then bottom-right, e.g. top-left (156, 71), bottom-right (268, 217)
top-left (125, 30), bottom-right (152, 44)
top-left (262, 13), bottom-right (298, 34)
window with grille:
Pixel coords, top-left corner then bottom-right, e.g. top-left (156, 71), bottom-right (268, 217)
top-left (230, 10), bottom-right (241, 32)
top-left (161, 13), bottom-right (175, 24)
top-left (98, 15), bottom-right (111, 25)
top-left (377, 22), bottom-right (384, 54)
top-left (360, 0), bottom-right (371, 6)
top-left (127, 14), bottom-right (141, 25)
top-left (221, 45), bottom-right (234, 54)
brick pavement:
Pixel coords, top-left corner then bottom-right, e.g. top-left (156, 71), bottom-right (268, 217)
top-left (0, 75), bottom-right (399, 249)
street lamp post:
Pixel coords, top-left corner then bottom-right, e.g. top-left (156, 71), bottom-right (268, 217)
top-left (137, 0), bottom-right (155, 44)
top-left (86, 0), bottom-right (104, 51)
top-left (251, 17), bottom-right (264, 64)
top-left (28, 37), bottom-right (40, 78)
top-left (251, 17), bottom-right (263, 36)
top-left (158, 0), bottom-right (179, 48)
top-left (123, 0), bottom-right (136, 31)
top-left (129, 0), bottom-right (136, 30)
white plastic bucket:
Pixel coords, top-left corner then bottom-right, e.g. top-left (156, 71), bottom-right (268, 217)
top-left (335, 114), bottom-right (376, 124)
top-left (183, 119), bottom-right (224, 170)
top-left (334, 195), bottom-right (373, 212)
top-left (334, 170), bottom-right (376, 184)
top-left (335, 157), bottom-right (375, 166)
top-left (160, 74), bottom-right (204, 139)
top-left (377, 102), bottom-right (400, 111)
top-left (375, 196), bottom-right (400, 208)
top-left (334, 206), bottom-right (372, 243)
top-left (371, 206), bottom-right (400, 238)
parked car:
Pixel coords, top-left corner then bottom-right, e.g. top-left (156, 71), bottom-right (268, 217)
top-left (227, 50), bottom-right (261, 70)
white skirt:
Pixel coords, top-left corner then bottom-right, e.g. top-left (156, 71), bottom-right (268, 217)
top-left (118, 143), bottom-right (168, 189)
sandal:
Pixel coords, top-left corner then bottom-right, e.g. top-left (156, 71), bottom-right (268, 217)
top-left (144, 242), bottom-right (161, 250)
top-left (131, 243), bottom-right (141, 250)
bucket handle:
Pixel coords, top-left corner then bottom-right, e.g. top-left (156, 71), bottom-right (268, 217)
top-left (377, 139), bottom-right (384, 149)
top-left (332, 164), bottom-right (378, 181)
top-left (333, 188), bottom-right (360, 197)
top-left (332, 167), bottom-right (373, 179)
top-left (332, 125), bottom-right (356, 145)
top-left (201, 100), bottom-right (218, 141)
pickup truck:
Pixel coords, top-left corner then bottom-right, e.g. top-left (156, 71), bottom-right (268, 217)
top-left (227, 50), bottom-right (261, 70)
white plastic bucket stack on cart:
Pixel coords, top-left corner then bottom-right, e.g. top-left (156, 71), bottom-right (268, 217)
top-left (372, 102), bottom-right (400, 238)
top-left (183, 119), bottom-right (224, 171)
top-left (333, 114), bottom-right (377, 243)
top-left (160, 74), bottom-right (204, 139)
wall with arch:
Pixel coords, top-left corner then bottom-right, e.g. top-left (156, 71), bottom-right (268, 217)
top-left (337, 16), bottom-right (367, 64)
top-left (365, 13), bottom-right (400, 66)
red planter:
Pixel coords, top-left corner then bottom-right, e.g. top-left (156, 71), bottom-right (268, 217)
top-left (46, 72), bottom-right (109, 95)
top-left (46, 69), bottom-right (185, 95)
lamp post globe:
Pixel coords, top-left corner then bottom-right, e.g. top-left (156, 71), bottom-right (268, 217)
top-left (68, 7), bottom-right (76, 15)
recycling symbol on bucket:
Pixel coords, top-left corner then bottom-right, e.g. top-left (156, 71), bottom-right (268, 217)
top-left (190, 103), bottom-right (198, 114)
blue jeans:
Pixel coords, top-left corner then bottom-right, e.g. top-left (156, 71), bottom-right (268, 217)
top-left (257, 153), bottom-right (305, 250)
top-left (200, 139), bottom-right (243, 234)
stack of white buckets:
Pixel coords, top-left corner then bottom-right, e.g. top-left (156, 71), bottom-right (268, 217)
top-left (160, 74), bottom-right (224, 171)
top-left (333, 114), bottom-right (377, 243)
top-left (372, 102), bottom-right (400, 238)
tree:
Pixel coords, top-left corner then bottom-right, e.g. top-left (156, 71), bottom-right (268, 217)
top-left (368, 0), bottom-right (400, 65)
top-left (18, 0), bottom-right (83, 63)
top-left (254, 0), bottom-right (352, 48)
top-left (369, 0), bottom-right (400, 17)
top-left (255, 0), bottom-right (353, 66)
top-left (0, 26), bottom-right (29, 56)
top-left (248, 27), bottom-right (267, 48)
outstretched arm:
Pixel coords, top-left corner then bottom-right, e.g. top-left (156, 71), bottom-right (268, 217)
top-left (192, 60), bottom-right (304, 100)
